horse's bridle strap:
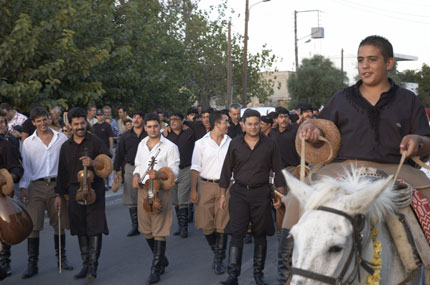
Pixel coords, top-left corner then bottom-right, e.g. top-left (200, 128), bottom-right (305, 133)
top-left (291, 267), bottom-right (340, 284)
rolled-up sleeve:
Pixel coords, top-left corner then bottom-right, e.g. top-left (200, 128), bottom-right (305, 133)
top-left (190, 140), bottom-right (202, 173)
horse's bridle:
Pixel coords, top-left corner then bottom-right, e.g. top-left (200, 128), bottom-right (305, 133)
top-left (291, 206), bottom-right (376, 285)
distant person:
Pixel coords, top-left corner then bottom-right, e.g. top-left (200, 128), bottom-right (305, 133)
top-left (227, 103), bottom-right (242, 138)
top-left (93, 110), bottom-right (114, 155)
top-left (117, 106), bottom-right (132, 134)
top-left (0, 103), bottom-right (27, 138)
top-left (86, 104), bottom-right (98, 126)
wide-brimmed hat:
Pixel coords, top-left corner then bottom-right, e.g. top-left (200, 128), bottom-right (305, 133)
top-left (0, 169), bottom-right (13, 197)
top-left (94, 154), bottom-right (113, 178)
top-left (158, 167), bottom-right (175, 190)
top-left (295, 119), bottom-right (341, 165)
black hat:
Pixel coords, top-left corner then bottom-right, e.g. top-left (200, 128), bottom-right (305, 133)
top-left (96, 109), bottom-right (103, 115)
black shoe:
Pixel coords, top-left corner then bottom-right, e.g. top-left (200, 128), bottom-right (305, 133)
top-left (205, 232), bottom-right (217, 269)
top-left (173, 206), bottom-right (180, 236)
top-left (54, 234), bottom-right (73, 270)
top-left (188, 204), bottom-right (194, 223)
top-left (244, 233), bottom-right (253, 244)
top-left (179, 207), bottom-right (188, 238)
top-left (214, 233), bottom-right (227, 275)
top-left (0, 266), bottom-right (6, 281)
top-left (87, 234), bottom-right (102, 280)
top-left (0, 244), bottom-right (11, 277)
top-left (253, 244), bottom-right (268, 285)
top-left (277, 228), bottom-right (293, 285)
top-left (127, 207), bottom-right (140, 237)
top-left (74, 235), bottom-right (89, 279)
top-left (21, 238), bottom-right (39, 279)
top-left (220, 246), bottom-right (242, 285)
top-left (146, 240), bottom-right (166, 284)
top-left (146, 238), bottom-right (168, 275)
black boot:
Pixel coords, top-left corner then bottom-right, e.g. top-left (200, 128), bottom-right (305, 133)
top-left (146, 240), bottom-right (166, 284)
top-left (74, 236), bottom-right (89, 279)
top-left (220, 246), bottom-right (242, 285)
top-left (0, 244), bottom-right (11, 277)
top-left (277, 228), bottom-right (293, 285)
top-left (127, 207), bottom-right (140, 237)
top-left (214, 233), bottom-right (227, 275)
top-left (173, 206), bottom-right (180, 236)
top-left (179, 207), bottom-right (188, 238)
top-left (205, 232), bottom-right (217, 269)
top-left (188, 203), bottom-right (194, 223)
top-left (253, 244), bottom-right (268, 285)
top-left (87, 234), bottom-right (102, 280)
top-left (0, 266), bottom-right (6, 281)
top-left (146, 238), bottom-right (169, 275)
top-left (54, 234), bottom-right (73, 270)
top-left (22, 237), bottom-right (39, 279)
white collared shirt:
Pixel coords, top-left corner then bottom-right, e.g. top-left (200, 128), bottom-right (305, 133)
top-left (191, 132), bottom-right (231, 180)
top-left (19, 128), bottom-right (68, 189)
top-left (133, 135), bottom-right (180, 184)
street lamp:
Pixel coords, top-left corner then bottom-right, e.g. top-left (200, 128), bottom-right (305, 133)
top-left (242, 0), bottom-right (271, 107)
top-left (294, 10), bottom-right (324, 72)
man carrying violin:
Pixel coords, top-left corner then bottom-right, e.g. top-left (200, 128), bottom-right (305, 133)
top-left (19, 107), bottom-right (72, 279)
top-left (55, 107), bottom-right (111, 280)
top-left (0, 129), bottom-right (23, 280)
top-left (132, 113), bottom-right (180, 285)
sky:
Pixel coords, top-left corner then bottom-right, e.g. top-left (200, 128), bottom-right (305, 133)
top-left (199, 0), bottom-right (430, 83)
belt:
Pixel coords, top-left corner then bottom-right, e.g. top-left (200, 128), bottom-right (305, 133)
top-left (235, 182), bottom-right (268, 190)
top-left (201, 177), bottom-right (220, 184)
top-left (34, 177), bottom-right (56, 183)
top-left (179, 164), bottom-right (191, 170)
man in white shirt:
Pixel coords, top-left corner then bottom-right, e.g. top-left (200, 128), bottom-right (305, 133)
top-left (132, 113), bottom-right (180, 285)
top-left (190, 111), bottom-right (231, 275)
top-left (19, 107), bottom-right (72, 279)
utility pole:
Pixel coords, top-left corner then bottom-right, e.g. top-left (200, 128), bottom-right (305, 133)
top-left (242, 0), bottom-right (249, 107)
top-left (294, 10), bottom-right (298, 73)
top-left (341, 48), bottom-right (344, 80)
top-left (227, 21), bottom-right (232, 107)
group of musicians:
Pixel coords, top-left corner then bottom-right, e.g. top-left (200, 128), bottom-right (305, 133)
top-left (1, 35), bottom-right (430, 285)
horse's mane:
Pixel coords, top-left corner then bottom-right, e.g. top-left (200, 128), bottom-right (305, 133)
top-left (304, 167), bottom-right (397, 223)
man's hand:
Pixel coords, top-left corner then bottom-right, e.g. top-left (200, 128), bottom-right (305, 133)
top-left (273, 198), bottom-right (281, 209)
top-left (54, 196), bottom-right (61, 212)
top-left (80, 156), bottom-right (93, 167)
top-left (400, 135), bottom-right (422, 158)
top-left (132, 174), bottom-right (140, 189)
top-left (113, 171), bottom-right (119, 182)
top-left (162, 126), bottom-right (171, 137)
top-left (190, 189), bottom-right (198, 204)
top-left (20, 188), bottom-right (28, 204)
top-left (182, 124), bottom-right (190, 131)
top-left (219, 195), bottom-right (226, 210)
top-left (299, 123), bottom-right (322, 145)
top-left (147, 170), bottom-right (157, 180)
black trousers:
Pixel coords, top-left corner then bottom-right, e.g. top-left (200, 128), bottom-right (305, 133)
top-left (227, 183), bottom-right (274, 248)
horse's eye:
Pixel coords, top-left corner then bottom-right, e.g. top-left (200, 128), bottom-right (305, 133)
top-left (328, 246), bottom-right (343, 253)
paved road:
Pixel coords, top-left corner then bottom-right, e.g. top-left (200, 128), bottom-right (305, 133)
top-left (2, 190), bottom-right (279, 285)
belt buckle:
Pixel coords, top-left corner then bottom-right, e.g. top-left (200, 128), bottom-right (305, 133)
top-left (246, 185), bottom-right (251, 190)
top-left (45, 177), bottom-right (52, 183)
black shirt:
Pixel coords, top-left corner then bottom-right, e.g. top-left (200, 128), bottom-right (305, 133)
top-left (184, 120), bottom-right (208, 140)
top-left (114, 128), bottom-right (147, 171)
top-left (165, 129), bottom-right (195, 169)
top-left (269, 123), bottom-right (300, 168)
top-left (227, 121), bottom-right (243, 138)
top-left (0, 136), bottom-right (23, 182)
top-left (92, 122), bottom-right (113, 149)
top-left (319, 80), bottom-right (430, 164)
top-left (219, 133), bottom-right (286, 188)
top-left (56, 133), bottom-right (110, 195)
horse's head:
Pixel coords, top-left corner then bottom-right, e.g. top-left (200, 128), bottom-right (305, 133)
top-left (283, 168), bottom-right (395, 284)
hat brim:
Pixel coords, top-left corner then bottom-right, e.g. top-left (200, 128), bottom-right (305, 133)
top-left (0, 169), bottom-right (14, 197)
top-left (94, 154), bottom-right (113, 179)
top-left (159, 167), bottom-right (175, 190)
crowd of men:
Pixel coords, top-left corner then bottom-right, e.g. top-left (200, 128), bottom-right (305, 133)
top-left (1, 35), bottom-right (430, 284)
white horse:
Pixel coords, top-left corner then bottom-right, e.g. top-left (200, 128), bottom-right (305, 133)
top-left (282, 168), bottom-right (422, 285)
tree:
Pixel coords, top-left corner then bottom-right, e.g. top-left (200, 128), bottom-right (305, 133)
top-left (288, 55), bottom-right (348, 108)
top-left (416, 64), bottom-right (430, 106)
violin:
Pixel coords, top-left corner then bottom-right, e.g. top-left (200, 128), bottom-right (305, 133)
top-left (140, 149), bottom-right (162, 213)
top-left (76, 148), bottom-right (96, 205)
top-left (0, 170), bottom-right (33, 245)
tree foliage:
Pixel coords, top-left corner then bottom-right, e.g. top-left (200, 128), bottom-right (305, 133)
top-left (287, 55), bottom-right (348, 108)
top-left (0, 0), bottom-right (278, 113)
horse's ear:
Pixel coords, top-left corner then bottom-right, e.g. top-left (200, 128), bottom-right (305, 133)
top-left (282, 169), bottom-right (314, 207)
top-left (344, 175), bottom-right (393, 214)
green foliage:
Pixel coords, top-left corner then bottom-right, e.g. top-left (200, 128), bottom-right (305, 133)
top-left (287, 55), bottom-right (348, 108)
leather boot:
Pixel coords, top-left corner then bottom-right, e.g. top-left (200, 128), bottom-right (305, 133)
top-left (0, 266), bottom-right (6, 281)
top-left (54, 234), bottom-right (73, 270)
top-left (0, 244), bottom-right (11, 277)
top-left (179, 207), bottom-right (188, 238)
top-left (253, 244), bottom-right (268, 285)
top-left (146, 238), bottom-right (169, 275)
top-left (214, 232), bottom-right (227, 275)
top-left (277, 228), bottom-right (293, 285)
top-left (173, 206), bottom-right (180, 236)
top-left (146, 240), bottom-right (166, 284)
top-left (220, 246), bottom-right (242, 285)
top-left (127, 207), bottom-right (140, 237)
top-left (188, 203), bottom-right (194, 223)
top-left (205, 232), bottom-right (217, 269)
top-left (74, 235), bottom-right (89, 279)
top-left (22, 237), bottom-right (39, 279)
top-left (87, 234), bottom-right (102, 280)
